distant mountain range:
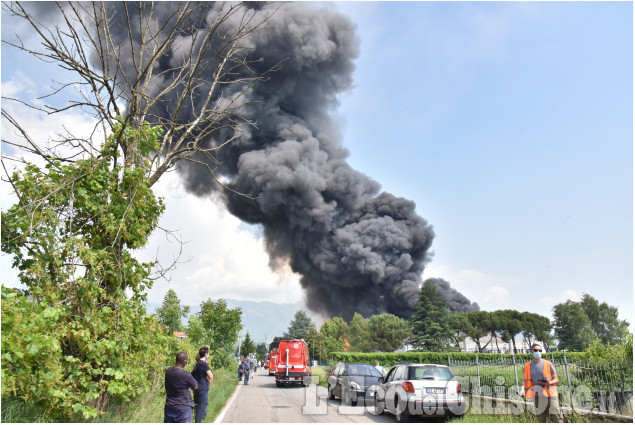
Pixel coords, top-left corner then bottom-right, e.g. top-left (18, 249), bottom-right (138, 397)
top-left (146, 299), bottom-right (323, 345)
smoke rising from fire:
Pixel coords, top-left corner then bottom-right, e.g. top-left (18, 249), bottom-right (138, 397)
top-left (425, 278), bottom-right (480, 312)
top-left (21, 2), bottom-right (480, 320)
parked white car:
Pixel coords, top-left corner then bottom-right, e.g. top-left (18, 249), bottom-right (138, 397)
top-left (370, 363), bottom-right (466, 422)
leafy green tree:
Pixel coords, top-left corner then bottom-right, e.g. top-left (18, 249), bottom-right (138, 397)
top-left (269, 336), bottom-right (284, 352)
top-left (1, 122), bottom-right (169, 420)
top-left (521, 312), bottom-right (554, 352)
top-left (553, 300), bottom-right (597, 351)
top-left (255, 342), bottom-right (268, 360)
top-left (321, 317), bottom-right (349, 354)
top-left (156, 289), bottom-right (190, 332)
top-left (283, 310), bottom-right (315, 340)
top-left (186, 315), bottom-right (206, 348)
top-left (448, 312), bottom-right (474, 349)
top-left (464, 311), bottom-right (493, 353)
top-left (240, 332), bottom-right (256, 358)
top-left (348, 313), bottom-right (371, 352)
top-left (496, 310), bottom-right (524, 353)
top-left (580, 294), bottom-right (630, 345)
top-left (368, 314), bottom-right (413, 352)
top-left (410, 280), bottom-right (452, 351)
top-left (305, 327), bottom-right (327, 361)
top-left (198, 299), bottom-right (242, 369)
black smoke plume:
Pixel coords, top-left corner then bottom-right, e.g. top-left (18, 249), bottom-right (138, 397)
top-left (18, 2), bottom-right (480, 320)
top-left (425, 278), bottom-right (480, 312)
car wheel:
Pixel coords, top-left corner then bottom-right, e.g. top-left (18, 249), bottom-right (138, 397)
top-left (372, 394), bottom-right (384, 415)
top-left (328, 387), bottom-right (335, 400)
top-left (342, 389), bottom-right (351, 405)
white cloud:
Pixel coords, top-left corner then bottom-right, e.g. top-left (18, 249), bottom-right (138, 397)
top-left (141, 172), bottom-right (305, 307)
top-left (422, 264), bottom-right (520, 311)
top-left (540, 289), bottom-right (580, 306)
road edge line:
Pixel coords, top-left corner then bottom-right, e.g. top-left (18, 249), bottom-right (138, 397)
top-left (213, 380), bottom-right (242, 423)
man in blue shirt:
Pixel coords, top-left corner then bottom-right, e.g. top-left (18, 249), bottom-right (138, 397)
top-left (243, 358), bottom-right (250, 385)
top-left (164, 352), bottom-right (198, 423)
top-left (191, 347), bottom-right (214, 423)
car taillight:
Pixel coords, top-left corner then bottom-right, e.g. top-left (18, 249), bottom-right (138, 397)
top-left (402, 382), bottom-right (415, 393)
top-left (456, 383), bottom-right (462, 395)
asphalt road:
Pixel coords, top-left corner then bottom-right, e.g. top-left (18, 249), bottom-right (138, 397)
top-left (216, 368), bottom-right (395, 423)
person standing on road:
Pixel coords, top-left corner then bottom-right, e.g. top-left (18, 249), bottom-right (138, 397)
top-left (238, 357), bottom-right (244, 381)
top-left (374, 361), bottom-right (385, 376)
top-left (164, 352), bottom-right (198, 423)
top-left (192, 347), bottom-right (214, 423)
top-left (520, 343), bottom-right (561, 423)
top-left (243, 358), bottom-right (250, 385)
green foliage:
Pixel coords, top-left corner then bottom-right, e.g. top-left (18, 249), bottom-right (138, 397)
top-left (156, 289), bottom-right (190, 332)
top-left (580, 293), bottom-right (630, 345)
top-left (520, 311), bottom-right (554, 352)
top-left (582, 336), bottom-right (633, 363)
top-left (320, 317), bottom-right (349, 354)
top-left (240, 332), bottom-right (256, 358)
top-left (185, 314), bottom-right (206, 348)
top-left (305, 327), bottom-right (327, 360)
top-left (410, 280), bottom-right (452, 351)
top-left (348, 313), bottom-right (371, 352)
top-left (283, 310), bottom-right (314, 340)
top-left (331, 351), bottom-right (588, 366)
top-left (1, 121), bottom-right (170, 420)
top-left (553, 300), bottom-right (597, 351)
top-left (367, 313), bottom-right (412, 352)
top-left (197, 298), bottom-right (242, 369)
top-left (255, 342), bottom-right (268, 360)
top-left (269, 336), bottom-right (283, 352)
top-left (553, 295), bottom-right (628, 352)
top-left (448, 312), bottom-right (473, 349)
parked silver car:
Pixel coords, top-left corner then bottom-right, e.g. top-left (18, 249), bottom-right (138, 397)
top-left (370, 363), bottom-right (466, 422)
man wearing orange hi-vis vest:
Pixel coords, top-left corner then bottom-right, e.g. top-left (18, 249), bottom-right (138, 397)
top-left (519, 343), bottom-right (561, 422)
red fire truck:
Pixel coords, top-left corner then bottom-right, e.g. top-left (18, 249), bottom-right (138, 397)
top-left (264, 354), bottom-right (270, 369)
top-left (268, 348), bottom-right (278, 376)
top-left (275, 339), bottom-right (312, 387)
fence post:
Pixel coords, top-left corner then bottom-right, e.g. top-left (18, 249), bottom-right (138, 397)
top-left (563, 352), bottom-right (575, 410)
top-left (476, 354), bottom-right (482, 395)
top-left (512, 351), bottom-right (520, 396)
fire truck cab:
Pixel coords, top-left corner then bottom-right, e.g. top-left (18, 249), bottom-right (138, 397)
top-left (268, 349), bottom-right (278, 376)
top-left (275, 339), bottom-right (312, 387)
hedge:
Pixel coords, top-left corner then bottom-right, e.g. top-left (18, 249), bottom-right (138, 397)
top-left (330, 351), bottom-right (587, 366)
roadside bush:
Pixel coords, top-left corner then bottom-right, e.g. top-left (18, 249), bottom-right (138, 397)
top-left (330, 351), bottom-right (587, 366)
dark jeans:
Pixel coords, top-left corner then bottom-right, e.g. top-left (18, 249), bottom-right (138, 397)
top-left (194, 390), bottom-right (209, 423)
top-left (164, 406), bottom-right (192, 423)
top-left (243, 370), bottom-right (249, 385)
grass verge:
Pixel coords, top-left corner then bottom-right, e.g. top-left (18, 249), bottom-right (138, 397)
top-left (312, 366), bottom-right (331, 388)
top-left (93, 361), bottom-right (238, 423)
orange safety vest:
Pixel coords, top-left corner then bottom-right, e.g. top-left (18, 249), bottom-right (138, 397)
top-left (523, 359), bottom-right (558, 399)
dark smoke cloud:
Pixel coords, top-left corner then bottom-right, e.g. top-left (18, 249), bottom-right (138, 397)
top-left (425, 277), bottom-right (480, 312)
top-left (18, 2), bottom-right (480, 320)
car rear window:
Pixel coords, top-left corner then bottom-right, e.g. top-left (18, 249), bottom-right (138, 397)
top-left (408, 366), bottom-right (453, 381)
top-left (345, 364), bottom-right (383, 377)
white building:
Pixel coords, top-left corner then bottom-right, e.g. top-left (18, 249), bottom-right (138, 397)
top-left (461, 333), bottom-right (533, 354)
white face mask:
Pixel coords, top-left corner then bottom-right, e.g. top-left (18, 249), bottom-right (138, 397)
top-left (533, 351), bottom-right (542, 359)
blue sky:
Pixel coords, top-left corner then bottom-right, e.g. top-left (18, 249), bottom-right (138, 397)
top-left (328, 1), bottom-right (633, 325)
top-left (1, 2), bottom-right (632, 329)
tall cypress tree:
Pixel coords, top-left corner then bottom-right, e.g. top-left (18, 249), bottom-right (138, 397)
top-left (410, 280), bottom-right (452, 351)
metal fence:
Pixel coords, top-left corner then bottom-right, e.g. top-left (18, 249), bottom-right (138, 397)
top-left (448, 354), bottom-right (633, 417)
